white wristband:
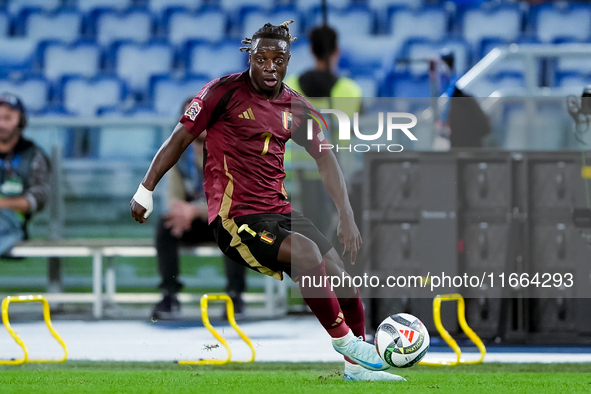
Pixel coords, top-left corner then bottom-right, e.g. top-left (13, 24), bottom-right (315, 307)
top-left (132, 184), bottom-right (154, 219)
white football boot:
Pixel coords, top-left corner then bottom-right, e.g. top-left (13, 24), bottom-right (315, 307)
top-left (332, 330), bottom-right (389, 371)
top-left (343, 361), bottom-right (407, 382)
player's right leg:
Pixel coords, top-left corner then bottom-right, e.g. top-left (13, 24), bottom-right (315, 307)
top-left (210, 214), bottom-right (392, 374)
top-left (287, 213), bottom-right (405, 380)
top-left (280, 234), bottom-right (389, 372)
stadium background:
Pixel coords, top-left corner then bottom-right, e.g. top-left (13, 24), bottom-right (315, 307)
top-left (0, 0), bottom-right (590, 357)
top-left (0, 0), bottom-right (588, 232)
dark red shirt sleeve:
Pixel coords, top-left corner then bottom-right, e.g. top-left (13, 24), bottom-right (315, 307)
top-left (179, 78), bottom-right (222, 137)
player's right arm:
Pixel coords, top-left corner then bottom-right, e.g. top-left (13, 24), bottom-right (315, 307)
top-left (130, 123), bottom-right (196, 223)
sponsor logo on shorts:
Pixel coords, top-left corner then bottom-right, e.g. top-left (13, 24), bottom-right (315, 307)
top-left (185, 101), bottom-right (202, 121)
top-left (259, 230), bottom-right (276, 245)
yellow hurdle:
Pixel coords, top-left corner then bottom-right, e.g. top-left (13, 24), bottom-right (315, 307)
top-left (178, 293), bottom-right (255, 365)
top-left (419, 293), bottom-right (486, 366)
top-left (0, 295), bottom-right (68, 365)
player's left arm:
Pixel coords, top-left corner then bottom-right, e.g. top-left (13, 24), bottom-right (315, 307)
top-left (315, 151), bottom-right (362, 264)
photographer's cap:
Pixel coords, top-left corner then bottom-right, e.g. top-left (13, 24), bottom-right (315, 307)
top-left (0, 92), bottom-right (26, 115)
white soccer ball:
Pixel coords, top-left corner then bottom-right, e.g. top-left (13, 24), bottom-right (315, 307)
top-left (374, 313), bottom-right (430, 368)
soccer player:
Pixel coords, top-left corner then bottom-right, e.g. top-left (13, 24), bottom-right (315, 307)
top-left (131, 21), bottom-right (404, 382)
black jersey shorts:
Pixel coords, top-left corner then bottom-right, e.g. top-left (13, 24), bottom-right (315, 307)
top-left (211, 210), bottom-right (334, 280)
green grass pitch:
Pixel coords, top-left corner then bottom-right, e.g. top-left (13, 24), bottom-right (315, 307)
top-left (0, 362), bottom-right (590, 394)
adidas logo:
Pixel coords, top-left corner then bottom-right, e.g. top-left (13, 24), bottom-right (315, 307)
top-left (400, 329), bottom-right (415, 342)
top-left (238, 108), bottom-right (255, 120)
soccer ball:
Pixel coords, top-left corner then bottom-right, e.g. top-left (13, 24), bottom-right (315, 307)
top-left (374, 313), bottom-right (430, 368)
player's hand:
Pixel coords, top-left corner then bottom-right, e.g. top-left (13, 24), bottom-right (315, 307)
top-left (163, 200), bottom-right (196, 238)
top-left (130, 184), bottom-right (153, 223)
top-left (337, 213), bottom-right (362, 265)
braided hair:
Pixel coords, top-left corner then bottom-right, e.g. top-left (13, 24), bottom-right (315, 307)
top-left (240, 20), bottom-right (297, 53)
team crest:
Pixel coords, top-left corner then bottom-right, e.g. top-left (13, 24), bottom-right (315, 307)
top-left (282, 110), bottom-right (292, 131)
top-left (185, 101), bottom-right (201, 121)
top-left (259, 231), bottom-right (276, 245)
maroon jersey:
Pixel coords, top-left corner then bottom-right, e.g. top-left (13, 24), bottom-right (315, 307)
top-left (180, 71), bottom-right (328, 223)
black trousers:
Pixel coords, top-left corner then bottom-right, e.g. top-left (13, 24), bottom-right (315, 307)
top-left (155, 216), bottom-right (247, 295)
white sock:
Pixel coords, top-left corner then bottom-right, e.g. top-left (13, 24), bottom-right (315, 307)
top-left (332, 329), bottom-right (354, 347)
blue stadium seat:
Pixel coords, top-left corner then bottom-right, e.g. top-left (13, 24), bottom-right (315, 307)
top-left (97, 125), bottom-right (159, 159)
top-left (76, 0), bottom-right (134, 13)
top-left (241, 9), bottom-right (302, 42)
top-left (98, 105), bottom-right (158, 118)
top-left (309, 6), bottom-right (374, 41)
top-left (557, 55), bottom-right (591, 78)
top-left (369, 0), bottom-right (424, 33)
top-left (478, 38), bottom-right (539, 76)
top-left (115, 42), bottom-right (174, 94)
top-left (151, 75), bottom-right (209, 116)
top-left (340, 36), bottom-right (399, 76)
top-left (219, 0), bottom-right (274, 13)
top-left (295, 0), bottom-right (352, 13)
top-left (148, 0), bottom-right (205, 14)
top-left (7, 0), bottom-right (61, 15)
top-left (388, 8), bottom-right (447, 53)
top-left (61, 76), bottom-right (125, 116)
top-left (188, 41), bottom-right (248, 80)
top-left (285, 39), bottom-right (315, 77)
top-left (25, 10), bottom-right (81, 44)
top-left (0, 12), bottom-right (9, 36)
top-left (96, 10), bottom-right (153, 46)
top-left (167, 9), bottom-right (226, 45)
top-left (384, 72), bottom-right (431, 97)
top-left (43, 42), bottom-right (101, 81)
top-left (0, 77), bottom-right (49, 113)
top-left (367, 0), bottom-right (422, 12)
top-left (0, 37), bottom-right (38, 71)
top-left (534, 3), bottom-right (591, 43)
top-left (556, 73), bottom-right (591, 89)
top-left (464, 72), bottom-right (525, 97)
top-left (402, 39), bottom-right (470, 77)
top-left (462, 5), bottom-right (522, 52)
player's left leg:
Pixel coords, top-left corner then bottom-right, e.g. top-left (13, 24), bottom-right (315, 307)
top-left (322, 244), bottom-right (406, 381)
top-left (286, 214), bottom-right (404, 379)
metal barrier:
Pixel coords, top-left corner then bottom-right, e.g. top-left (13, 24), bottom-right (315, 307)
top-left (420, 294), bottom-right (486, 366)
top-left (177, 294), bottom-right (255, 365)
top-left (0, 295), bottom-right (68, 365)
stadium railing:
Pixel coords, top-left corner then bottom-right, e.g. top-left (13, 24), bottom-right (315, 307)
top-left (8, 238), bottom-right (287, 319)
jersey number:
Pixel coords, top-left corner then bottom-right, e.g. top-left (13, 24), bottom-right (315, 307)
top-left (260, 132), bottom-right (272, 155)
